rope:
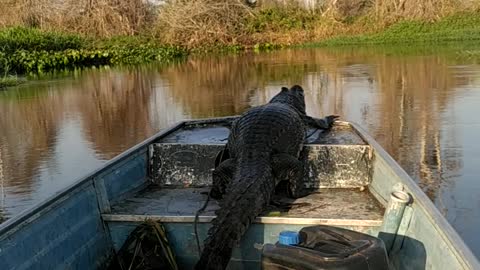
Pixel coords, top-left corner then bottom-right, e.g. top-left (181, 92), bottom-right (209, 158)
top-left (194, 190), bottom-right (212, 255)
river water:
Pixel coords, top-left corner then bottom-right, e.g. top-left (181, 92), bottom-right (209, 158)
top-left (1, 46), bottom-right (480, 257)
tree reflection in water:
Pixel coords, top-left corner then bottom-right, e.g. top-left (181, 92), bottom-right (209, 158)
top-left (0, 45), bottom-right (479, 255)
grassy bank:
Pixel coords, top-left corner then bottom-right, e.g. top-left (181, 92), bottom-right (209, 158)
top-left (314, 13), bottom-right (480, 46)
top-left (1, 0), bottom-right (480, 80)
top-left (145, 0), bottom-right (480, 48)
top-left (0, 27), bottom-right (186, 75)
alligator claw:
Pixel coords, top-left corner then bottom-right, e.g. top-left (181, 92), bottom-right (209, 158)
top-left (325, 115), bottom-right (340, 128)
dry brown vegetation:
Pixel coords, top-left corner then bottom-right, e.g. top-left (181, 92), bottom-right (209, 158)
top-left (0, 0), bottom-right (154, 37)
top-left (373, 0), bottom-right (466, 21)
top-left (155, 0), bottom-right (478, 47)
top-left (0, 0), bottom-right (477, 46)
top-left (155, 0), bottom-right (254, 47)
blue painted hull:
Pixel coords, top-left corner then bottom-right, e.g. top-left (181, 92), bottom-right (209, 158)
top-left (0, 181), bottom-right (110, 270)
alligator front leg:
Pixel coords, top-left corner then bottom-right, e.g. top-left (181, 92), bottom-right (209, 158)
top-left (304, 115), bottom-right (339, 129)
top-left (272, 153), bottom-right (310, 199)
top-left (210, 159), bottom-right (235, 200)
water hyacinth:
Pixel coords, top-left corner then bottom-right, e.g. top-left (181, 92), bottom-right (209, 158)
top-left (0, 27), bottom-right (187, 75)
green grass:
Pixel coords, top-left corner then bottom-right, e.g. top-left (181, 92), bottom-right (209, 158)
top-left (245, 6), bottom-right (318, 33)
top-left (316, 13), bottom-right (480, 46)
top-left (0, 75), bottom-right (24, 89)
top-left (457, 50), bottom-right (480, 58)
top-left (456, 49), bottom-right (480, 64)
top-left (0, 27), bottom-right (86, 53)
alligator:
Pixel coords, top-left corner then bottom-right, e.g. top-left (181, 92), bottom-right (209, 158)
top-left (195, 85), bottom-right (338, 270)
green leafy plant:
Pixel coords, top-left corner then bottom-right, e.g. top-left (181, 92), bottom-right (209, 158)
top-left (0, 27), bottom-right (188, 74)
top-left (246, 6), bottom-right (317, 33)
top-left (0, 27), bottom-right (86, 53)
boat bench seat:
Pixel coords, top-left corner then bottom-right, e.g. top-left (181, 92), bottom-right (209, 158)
top-left (102, 185), bottom-right (384, 227)
top-left (103, 184), bottom-right (386, 267)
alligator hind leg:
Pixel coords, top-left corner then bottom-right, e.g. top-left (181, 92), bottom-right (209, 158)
top-left (272, 153), bottom-right (310, 199)
top-left (210, 159), bottom-right (235, 200)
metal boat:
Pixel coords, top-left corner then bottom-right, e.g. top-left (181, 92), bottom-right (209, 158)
top-left (0, 117), bottom-right (478, 269)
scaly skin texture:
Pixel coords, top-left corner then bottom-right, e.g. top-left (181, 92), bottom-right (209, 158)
top-left (195, 85), bottom-right (337, 270)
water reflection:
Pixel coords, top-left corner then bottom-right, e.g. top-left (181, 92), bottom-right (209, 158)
top-left (75, 69), bottom-right (157, 159)
top-left (0, 46), bottom-right (480, 256)
top-left (162, 49), bottom-right (470, 207)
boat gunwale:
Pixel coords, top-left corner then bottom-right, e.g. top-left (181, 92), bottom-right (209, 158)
top-left (349, 122), bottom-right (480, 269)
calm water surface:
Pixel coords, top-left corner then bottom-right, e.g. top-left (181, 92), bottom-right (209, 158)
top-left (1, 46), bottom-right (480, 257)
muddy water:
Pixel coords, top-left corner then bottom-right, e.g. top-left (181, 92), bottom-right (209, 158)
top-left (1, 46), bottom-right (480, 257)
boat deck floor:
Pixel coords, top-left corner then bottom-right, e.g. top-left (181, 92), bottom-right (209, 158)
top-left (104, 186), bottom-right (385, 226)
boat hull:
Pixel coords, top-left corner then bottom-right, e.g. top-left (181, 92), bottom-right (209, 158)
top-left (0, 118), bottom-right (477, 270)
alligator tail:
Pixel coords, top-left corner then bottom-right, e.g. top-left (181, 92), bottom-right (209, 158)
top-left (195, 157), bottom-right (274, 270)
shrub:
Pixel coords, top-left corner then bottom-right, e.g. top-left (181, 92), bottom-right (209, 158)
top-left (155, 0), bottom-right (253, 48)
top-left (0, 27), bottom-right (86, 54)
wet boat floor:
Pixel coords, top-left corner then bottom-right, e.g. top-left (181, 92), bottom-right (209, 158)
top-left (109, 185), bottom-right (385, 226)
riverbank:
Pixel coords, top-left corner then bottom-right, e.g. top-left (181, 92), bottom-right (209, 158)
top-left (1, 2), bottom-right (480, 85)
top-left (314, 12), bottom-right (480, 46)
top-left (0, 27), bottom-right (186, 74)
top-left (0, 27), bottom-right (187, 87)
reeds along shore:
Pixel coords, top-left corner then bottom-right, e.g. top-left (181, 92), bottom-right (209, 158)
top-left (0, 0), bottom-right (478, 46)
top-left (0, 0), bottom-right (479, 80)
